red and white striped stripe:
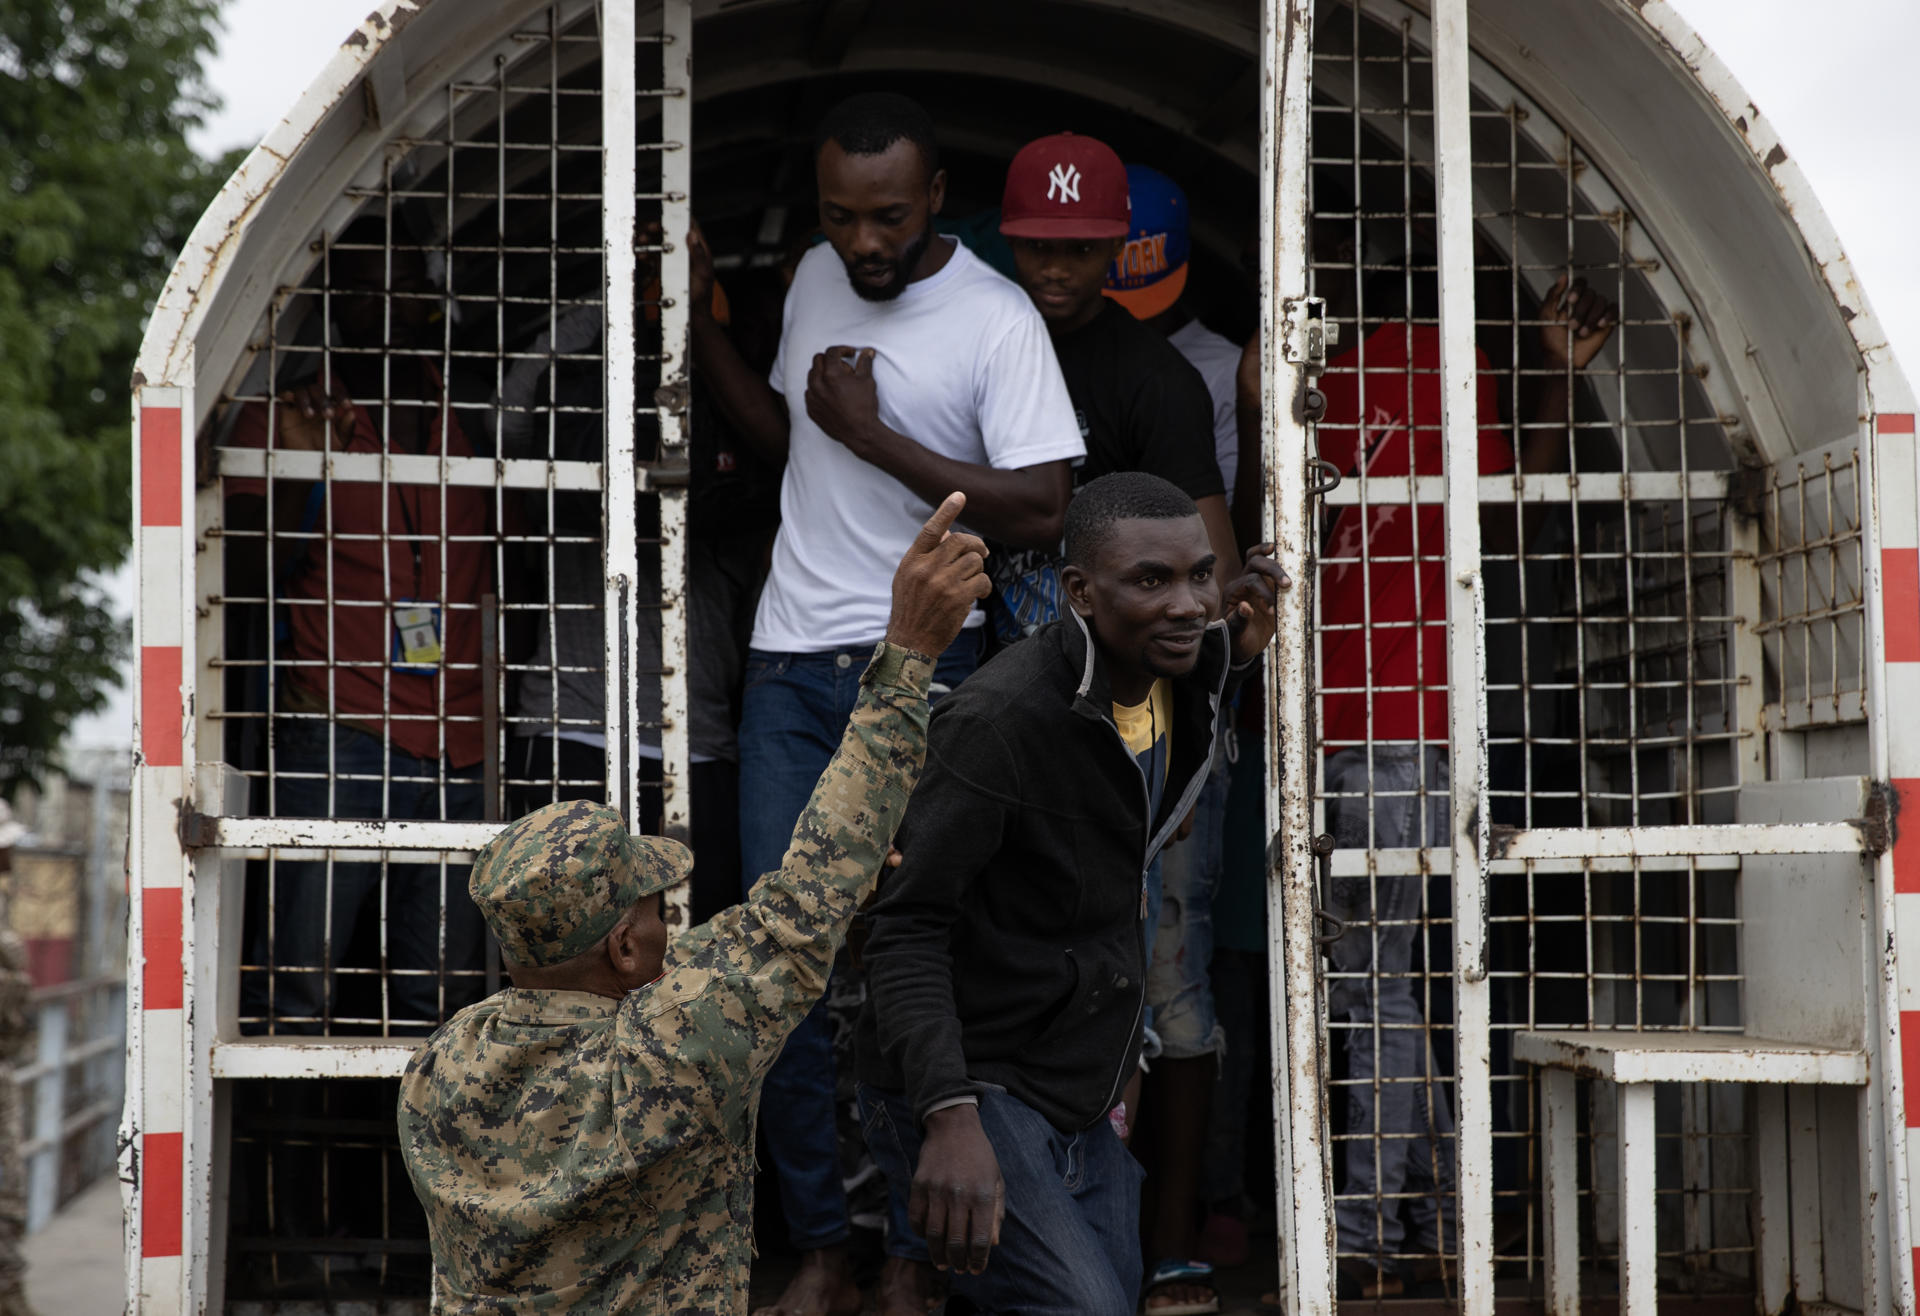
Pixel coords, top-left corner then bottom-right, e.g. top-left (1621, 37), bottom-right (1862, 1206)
top-left (1869, 410), bottom-right (1920, 1297)
top-left (130, 387), bottom-right (189, 1307)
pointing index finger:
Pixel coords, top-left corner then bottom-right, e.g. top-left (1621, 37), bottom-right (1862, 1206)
top-left (912, 492), bottom-right (967, 552)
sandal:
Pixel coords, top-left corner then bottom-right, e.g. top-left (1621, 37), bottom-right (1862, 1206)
top-left (1143, 1258), bottom-right (1220, 1315)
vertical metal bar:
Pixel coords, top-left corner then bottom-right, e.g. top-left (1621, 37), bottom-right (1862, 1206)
top-left (1261, 0), bottom-right (1325, 1309)
top-left (602, 0), bottom-right (640, 826)
top-left (482, 594), bottom-right (501, 821)
top-left (26, 1003), bottom-right (65, 1231)
top-left (657, 0), bottom-right (694, 931)
top-left (1728, 514), bottom-right (1765, 789)
top-left (545, 4), bottom-right (564, 801)
top-left (1752, 1082), bottom-right (1793, 1311)
top-left (1618, 1082), bottom-right (1659, 1314)
top-left (1859, 400), bottom-right (1914, 1313)
top-left (1543, 1066), bottom-right (1580, 1314)
top-left (1786, 1085), bottom-right (1824, 1300)
top-left (1428, 0), bottom-right (1493, 1305)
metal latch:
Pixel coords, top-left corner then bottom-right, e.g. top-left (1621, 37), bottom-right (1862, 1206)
top-left (1280, 297), bottom-right (1338, 371)
top-left (1311, 832), bottom-right (1347, 948)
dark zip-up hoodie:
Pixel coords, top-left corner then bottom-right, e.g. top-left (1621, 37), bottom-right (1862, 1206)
top-left (855, 611), bottom-right (1243, 1133)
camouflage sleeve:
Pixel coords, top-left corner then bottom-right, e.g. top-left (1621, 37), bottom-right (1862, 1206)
top-left (645, 641), bottom-right (932, 1077)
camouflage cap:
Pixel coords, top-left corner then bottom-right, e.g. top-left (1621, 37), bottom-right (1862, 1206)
top-left (468, 800), bottom-right (693, 968)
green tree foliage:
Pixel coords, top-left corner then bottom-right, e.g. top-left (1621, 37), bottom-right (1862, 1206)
top-left (0, 0), bottom-right (233, 792)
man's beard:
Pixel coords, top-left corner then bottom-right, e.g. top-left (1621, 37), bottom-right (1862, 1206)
top-left (844, 225), bottom-right (933, 302)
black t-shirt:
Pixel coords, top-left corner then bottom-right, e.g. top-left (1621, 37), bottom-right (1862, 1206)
top-left (986, 301), bottom-right (1224, 642)
top-left (1050, 300), bottom-right (1224, 500)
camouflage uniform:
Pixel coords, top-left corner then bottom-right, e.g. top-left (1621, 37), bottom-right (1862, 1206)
top-left (398, 643), bottom-right (932, 1313)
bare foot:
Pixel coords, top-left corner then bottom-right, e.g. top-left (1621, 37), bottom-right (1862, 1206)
top-left (752, 1246), bottom-right (862, 1316)
top-left (875, 1255), bottom-right (937, 1315)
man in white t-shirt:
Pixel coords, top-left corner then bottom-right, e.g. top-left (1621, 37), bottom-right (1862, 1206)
top-left (690, 91), bottom-right (1083, 1316)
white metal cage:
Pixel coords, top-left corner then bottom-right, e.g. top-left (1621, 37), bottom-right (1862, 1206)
top-left (127, 0), bottom-right (1920, 1311)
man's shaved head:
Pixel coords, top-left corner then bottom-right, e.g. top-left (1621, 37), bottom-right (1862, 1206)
top-left (1065, 472), bottom-right (1201, 569)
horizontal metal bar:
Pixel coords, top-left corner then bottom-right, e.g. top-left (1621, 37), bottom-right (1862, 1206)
top-left (11, 1031), bottom-right (122, 1083)
top-left (26, 975), bottom-right (123, 1005)
top-left (19, 1098), bottom-right (119, 1160)
top-left (191, 815), bottom-right (498, 854)
top-left (213, 1038), bottom-right (420, 1080)
top-left (216, 449), bottom-right (681, 494)
top-left (215, 448), bottom-right (606, 491)
top-left (1324, 848), bottom-right (1743, 877)
top-left (1513, 1029), bottom-right (1868, 1085)
top-left (1488, 822), bottom-right (1867, 861)
top-left (1319, 470), bottom-right (1731, 506)
top-left (1763, 693), bottom-right (1867, 730)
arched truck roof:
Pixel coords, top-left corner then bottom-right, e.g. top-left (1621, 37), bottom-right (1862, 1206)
top-left (136, 0), bottom-right (1913, 452)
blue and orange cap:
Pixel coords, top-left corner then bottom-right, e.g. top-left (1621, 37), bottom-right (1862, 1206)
top-left (1104, 164), bottom-right (1190, 319)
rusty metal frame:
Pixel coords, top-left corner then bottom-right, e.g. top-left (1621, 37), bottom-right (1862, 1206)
top-left (127, 2), bottom-right (696, 1305)
top-left (1260, 0), bottom-right (1331, 1308)
top-left (1430, 3), bottom-right (1494, 1304)
top-left (1289, 1), bottom-right (1904, 1305)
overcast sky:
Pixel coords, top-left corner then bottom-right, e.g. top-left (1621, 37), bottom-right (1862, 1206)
top-left (65, 0), bottom-right (1920, 748)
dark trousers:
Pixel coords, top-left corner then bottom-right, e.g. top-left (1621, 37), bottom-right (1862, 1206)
top-left (738, 630), bottom-right (981, 1251)
top-left (241, 718), bottom-right (484, 1035)
top-left (858, 1083), bottom-right (1144, 1314)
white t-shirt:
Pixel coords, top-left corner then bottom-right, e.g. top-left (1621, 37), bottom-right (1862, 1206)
top-left (752, 239), bottom-right (1085, 652)
top-left (1169, 318), bottom-right (1243, 502)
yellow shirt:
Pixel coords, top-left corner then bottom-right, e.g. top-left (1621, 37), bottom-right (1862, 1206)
top-left (1112, 678), bottom-right (1171, 817)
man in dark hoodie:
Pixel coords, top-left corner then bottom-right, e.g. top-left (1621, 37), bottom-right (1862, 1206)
top-left (855, 472), bottom-right (1285, 1313)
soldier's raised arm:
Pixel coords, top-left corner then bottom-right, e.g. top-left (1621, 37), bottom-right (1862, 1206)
top-left (648, 493), bottom-right (990, 1070)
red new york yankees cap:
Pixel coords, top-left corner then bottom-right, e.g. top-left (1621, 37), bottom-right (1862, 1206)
top-left (1000, 133), bottom-right (1131, 240)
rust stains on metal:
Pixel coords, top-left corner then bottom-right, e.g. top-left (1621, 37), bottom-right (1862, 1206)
top-left (1762, 143), bottom-right (1788, 170)
top-left (179, 811), bottom-right (219, 850)
top-left (1872, 779), bottom-right (1902, 859)
top-left (652, 379), bottom-right (691, 416)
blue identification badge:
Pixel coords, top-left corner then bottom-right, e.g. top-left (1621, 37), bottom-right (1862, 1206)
top-left (392, 603), bottom-right (442, 674)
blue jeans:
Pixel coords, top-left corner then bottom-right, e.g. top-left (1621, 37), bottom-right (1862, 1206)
top-left (1147, 750), bottom-right (1231, 1060)
top-left (242, 718), bottom-right (486, 1035)
top-left (858, 1084), bottom-right (1144, 1314)
top-left (739, 629), bottom-right (981, 1252)
top-left (1323, 743), bottom-right (1458, 1263)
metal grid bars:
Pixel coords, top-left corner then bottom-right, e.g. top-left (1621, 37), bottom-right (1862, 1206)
top-left (1486, 858), bottom-right (1749, 1283)
top-left (236, 849), bottom-right (490, 1038)
top-left (202, 2), bottom-right (692, 1042)
top-left (1757, 438), bottom-right (1868, 736)
top-left (1308, 0), bottom-right (1743, 842)
top-left (224, 1079), bottom-right (431, 1307)
top-left (1305, 0), bottom-right (1758, 1295)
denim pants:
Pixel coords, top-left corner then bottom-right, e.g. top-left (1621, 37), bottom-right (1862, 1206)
top-left (738, 629), bottom-right (980, 1251)
top-left (1323, 743), bottom-right (1458, 1263)
top-left (857, 1084), bottom-right (1144, 1314)
top-left (1146, 748), bottom-right (1231, 1060)
top-left (242, 718), bottom-right (485, 1035)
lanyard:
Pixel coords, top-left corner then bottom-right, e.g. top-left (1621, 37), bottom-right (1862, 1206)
top-left (393, 480), bottom-right (424, 599)
top-left (383, 395), bottom-right (432, 599)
